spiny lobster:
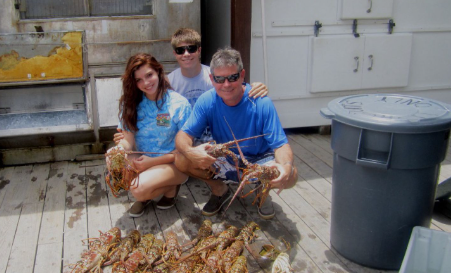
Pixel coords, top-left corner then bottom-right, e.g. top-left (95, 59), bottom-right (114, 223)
top-left (70, 227), bottom-right (121, 273)
top-left (105, 146), bottom-right (169, 197)
top-left (105, 146), bottom-right (140, 197)
top-left (222, 117), bottom-right (280, 213)
top-left (235, 221), bottom-right (260, 255)
top-left (162, 231), bottom-right (182, 264)
top-left (227, 255), bottom-right (248, 273)
top-left (105, 230), bottom-right (141, 265)
top-left (204, 134), bottom-right (266, 180)
top-left (260, 238), bottom-right (294, 273)
top-left (222, 240), bottom-right (244, 272)
top-left (183, 219), bottom-right (213, 250)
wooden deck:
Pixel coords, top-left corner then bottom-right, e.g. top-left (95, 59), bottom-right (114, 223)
top-left (1, 129), bottom-right (451, 273)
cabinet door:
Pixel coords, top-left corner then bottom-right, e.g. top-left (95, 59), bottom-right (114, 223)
top-left (361, 34), bottom-right (412, 89)
top-left (310, 36), bottom-right (364, 93)
top-left (341, 0), bottom-right (394, 19)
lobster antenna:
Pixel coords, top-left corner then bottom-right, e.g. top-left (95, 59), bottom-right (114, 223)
top-left (223, 116), bottom-right (246, 161)
top-left (223, 116), bottom-right (244, 182)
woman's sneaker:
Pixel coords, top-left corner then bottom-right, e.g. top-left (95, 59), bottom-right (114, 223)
top-left (129, 200), bottom-right (151, 218)
top-left (156, 184), bottom-right (181, 210)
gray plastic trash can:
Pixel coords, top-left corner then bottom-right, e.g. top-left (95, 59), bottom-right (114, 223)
top-left (320, 94), bottom-right (451, 270)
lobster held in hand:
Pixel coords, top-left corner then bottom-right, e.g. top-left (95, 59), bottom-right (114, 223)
top-left (105, 145), bottom-right (140, 197)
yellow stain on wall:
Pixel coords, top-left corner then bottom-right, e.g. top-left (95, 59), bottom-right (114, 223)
top-left (0, 32), bottom-right (83, 82)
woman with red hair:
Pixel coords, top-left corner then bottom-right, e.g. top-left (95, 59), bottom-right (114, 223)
top-left (107, 53), bottom-right (191, 217)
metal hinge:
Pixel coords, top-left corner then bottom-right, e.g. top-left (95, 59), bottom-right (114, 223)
top-left (14, 1), bottom-right (27, 12)
top-left (0, 107), bottom-right (11, 114)
top-left (73, 103), bottom-right (85, 110)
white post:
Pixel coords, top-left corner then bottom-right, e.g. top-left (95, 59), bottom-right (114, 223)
top-left (261, 0), bottom-right (268, 85)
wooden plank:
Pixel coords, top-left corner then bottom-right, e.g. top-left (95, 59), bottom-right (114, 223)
top-left (294, 179), bottom-right (332, 223)
top-left (239, 185), bottom-right (325, 273)
top-left (0, 165), bottom-right (32, 273)
top-left (275, 179), bottom-right (331, 247)
top-left (34, 161), bottom-right (68, 273)
top-left (290, 155), bottom-right (333, 222)
top-left (171, 178), bottom-right (206, 242)
top-left (302, 134), bottom-right (334, 155)
top-left (7, 163), bottom-right (49, 273)
top-left (155, 198), bottom-right (190, 246)
top-left (432, 210), bottom-right (451, 233)
top-left (35, 243), bottom-right (64, 273)
top-left (289, 134), bottom-right (334, 168)
top-left (439, 161), bottom-right (451, 183)
top-left (265, 189), bottom-right (350, 273)
top-left (86, 160), bottom-right (112, 237)
top-left (131, 194), bottom-right (163, 239)
top-left (0, 166), bottom-right (15, 207)
top-left (106, 188), bottom-right (137, 236)
top-left (280, 152), bottom-right (396, 272)
top-left (295, 156), bottom-right (333, 202)
top-left (288, 138), bottom-right (333, 183)
top-left (62, 161), bottom-right (88, 273)
top-left (37, 161), bottom-right (68, 245)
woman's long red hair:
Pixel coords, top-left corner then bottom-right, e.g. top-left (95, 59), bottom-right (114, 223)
top-left (119, 53), bottom-right (172, 133)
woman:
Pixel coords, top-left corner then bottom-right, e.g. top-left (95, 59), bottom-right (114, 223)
top-left (107, 53), bottom-right (192, 218)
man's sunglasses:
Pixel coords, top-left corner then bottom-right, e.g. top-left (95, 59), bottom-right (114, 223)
top-left (174, 45), bottom-right (198, 55)
top-left (212, 71), bottom-right (241, 83)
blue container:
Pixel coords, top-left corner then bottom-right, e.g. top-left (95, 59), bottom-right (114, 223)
top-left (321, 94), bottom-right (451, 270)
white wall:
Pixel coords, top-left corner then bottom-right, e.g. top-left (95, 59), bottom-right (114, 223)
top-left (250, 0), bottom-right (451, 128)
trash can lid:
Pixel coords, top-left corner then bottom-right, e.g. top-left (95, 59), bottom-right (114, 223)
top-left (320, 94), bottom-right (451, 133)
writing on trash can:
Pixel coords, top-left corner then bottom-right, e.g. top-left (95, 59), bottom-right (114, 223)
top-left (339, 97), bottom-right (436, 120)
top-left (378, 96), bottom-right (432, 108)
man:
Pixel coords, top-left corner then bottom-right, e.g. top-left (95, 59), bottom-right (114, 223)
top-left (174, 47), bottom-right (298, 220)
top-left (114, 28), bottom-right (268, 217)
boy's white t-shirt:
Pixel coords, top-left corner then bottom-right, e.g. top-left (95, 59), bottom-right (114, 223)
top-left (168, 64), bottom-right (213, 108)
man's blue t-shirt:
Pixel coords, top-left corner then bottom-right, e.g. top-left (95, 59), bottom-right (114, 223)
top-left (182, 83), bottom-right (287, 156)
top-left (120, 90), bottom-right (192, 156)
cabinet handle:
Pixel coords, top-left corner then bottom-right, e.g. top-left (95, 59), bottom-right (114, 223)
top-left (367, 0), bottom-right (372, 13)
top-left (368, 55), bottom-right (373, 71)
top-left (354, 56), bottom-right (359, 72)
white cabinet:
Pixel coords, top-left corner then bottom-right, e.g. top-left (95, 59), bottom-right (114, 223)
top-left (341, 0), bottom-right (394, 19)
top-left (310, 34), bottom-right (412, 93)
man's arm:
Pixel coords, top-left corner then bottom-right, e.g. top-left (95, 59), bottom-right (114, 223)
top-left (175, 131), bottom-right (216, 170)
top-left (270, 143), bottom-right (298, 190)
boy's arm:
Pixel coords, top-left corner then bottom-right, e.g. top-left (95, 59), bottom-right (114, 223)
top-left (249, 82), bottom-right (268, 98)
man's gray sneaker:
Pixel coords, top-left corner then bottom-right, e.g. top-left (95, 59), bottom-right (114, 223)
top-left (257, 196), bottom-right (275, 220)
top-left (202, 189), bottom-right (232, 216)
top-left (255, 184), bottom-right (275, 220)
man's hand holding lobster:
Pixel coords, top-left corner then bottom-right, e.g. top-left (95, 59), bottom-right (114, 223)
top-left (183, 143), bottom-right (216, 170)
top-left (268, 161), bottom-right (296, 193)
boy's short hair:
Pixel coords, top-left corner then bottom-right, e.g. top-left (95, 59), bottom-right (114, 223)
top-left (171, 28), bottom-right (201, 49)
